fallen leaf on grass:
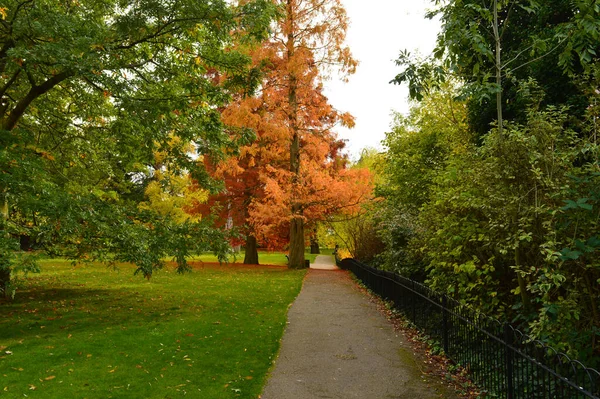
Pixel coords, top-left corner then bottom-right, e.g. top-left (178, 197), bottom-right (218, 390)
top-left (29, 384), bottom-right (37, 390)
top-left (44, 376), bottom-right (56, 381)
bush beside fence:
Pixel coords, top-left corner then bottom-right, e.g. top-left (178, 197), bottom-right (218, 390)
top-left (337, 257), bottom-right (600, 399)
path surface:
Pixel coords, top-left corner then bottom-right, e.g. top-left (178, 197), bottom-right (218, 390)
top-left (261, 267), bottom-right (458, 399)
top-left (309, 254), bottom-right (339, 270)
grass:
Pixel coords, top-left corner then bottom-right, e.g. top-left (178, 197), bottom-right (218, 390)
top-left (0, 260), bottom-right (306, 398)
top-left (191, 249), bottom-right (332, 266)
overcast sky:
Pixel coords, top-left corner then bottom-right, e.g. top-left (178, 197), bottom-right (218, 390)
top-left (323, 0), bottom-right (440, 159)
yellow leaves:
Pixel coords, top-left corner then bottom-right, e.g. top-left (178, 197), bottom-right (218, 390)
top-left (0, 7), bottom-right (7, 20)
top-left (139, 174), bottom-right (207, 223)
top-left (43, 376), bottom-right (56, 381)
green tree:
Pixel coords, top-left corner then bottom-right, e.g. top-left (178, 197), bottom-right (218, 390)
top-left (384, 0), bottom-right (600, 365)
top-left (0, 0), bottom-right (275, 296)
top-left (416, 102), bottom-right (599, 362)
top-left (393, 0), bottom-right (599, 137)
top-left (377, 83), bottom-right (470, 276)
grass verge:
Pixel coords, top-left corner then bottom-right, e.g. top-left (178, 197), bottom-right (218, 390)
top-left (190, 250), bottom-right (326, 266)
top-left (0, 261), bottom-right (306, 398)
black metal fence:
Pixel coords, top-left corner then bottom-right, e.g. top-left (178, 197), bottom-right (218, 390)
top-left (337, 258), bottom-right (600, 399)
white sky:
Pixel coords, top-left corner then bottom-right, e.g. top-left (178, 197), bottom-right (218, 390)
top-left (323, 0), bottom-right (440, 159)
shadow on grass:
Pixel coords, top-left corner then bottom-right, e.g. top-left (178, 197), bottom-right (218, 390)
top-left (3, 287), bottom-right (110, 304)
top-left (0, 287), bottom-right (185, 343)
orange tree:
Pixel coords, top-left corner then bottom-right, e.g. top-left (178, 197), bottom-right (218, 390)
top-left (193, 0), bottom-right (369, 266)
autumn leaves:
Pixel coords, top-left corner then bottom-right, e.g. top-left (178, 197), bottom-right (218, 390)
top-left (193, 0), bottom-right (372, 266)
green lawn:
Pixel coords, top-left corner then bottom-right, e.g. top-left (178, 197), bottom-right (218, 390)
top-left (190, 249), bottom-right (328, 266)
top-left (0, 261), bottom-right (306, 398)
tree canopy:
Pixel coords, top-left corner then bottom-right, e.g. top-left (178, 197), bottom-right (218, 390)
top-left (380, 0), bottom-right (600, 365)
top-left (190, 0), bottom-right (372, 266)
top-left (0, 0), bottom-right (276, 295)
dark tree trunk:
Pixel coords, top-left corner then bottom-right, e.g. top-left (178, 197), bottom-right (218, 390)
top-left (244, 235), bottom-right (259, 265)
top-left (20, 235), bottom-right (31, 251)
top-left (0, 266), bottom-right (10, 298)
top-left (286, 3), bottom-right (305, 270)
top-left (1, 197), bottom-right (10, 297)
top-left (288, 212), bottom-right (305, 269)
top-left (310, 238), bottom-right (320, 254)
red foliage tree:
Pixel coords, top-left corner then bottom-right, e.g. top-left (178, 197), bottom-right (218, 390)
top-left (191, 0), bottom-right (371, 266)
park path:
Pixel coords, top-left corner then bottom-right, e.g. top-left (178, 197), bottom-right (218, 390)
top-left (261, 259), bottom-right (458, 399)
top-left (309, 254), bottom-right (339, 270)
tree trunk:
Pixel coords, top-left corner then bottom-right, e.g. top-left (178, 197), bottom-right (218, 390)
top-left (286, 0), bottom-right (305, 269)
top-left (244, 235), bottom-right (259, 265)
top-left (493, 0), bottom-right (504, 137)
top-left (310, 237), bottom-right (320, 254)
top-left (289, 210), bottom-right (306, 269)
top-left (0, 196), bottom-right (10, 298)
top-left (20, 235), bottom-right (31, 251)
top-left (0, 266), bottom-right (10, 298)
top-left (512, 213), bottom-right (531, 312)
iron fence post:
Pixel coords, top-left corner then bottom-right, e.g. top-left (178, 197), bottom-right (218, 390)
top-left (442, 295), bottom-right (449, 355)
top-left (411, 280), bottom-right (416, 323)
top-left (504, 323), bottom-right (514, 399)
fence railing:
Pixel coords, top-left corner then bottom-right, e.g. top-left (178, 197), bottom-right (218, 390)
top-left (337, 257), bottom-right (600, 399)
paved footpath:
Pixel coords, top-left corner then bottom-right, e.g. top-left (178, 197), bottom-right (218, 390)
top-left (261, 255), bottom-right (457, 399)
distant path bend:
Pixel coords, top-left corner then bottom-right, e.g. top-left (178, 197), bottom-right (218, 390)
top-left (261, 269), bottom-right (458, 399)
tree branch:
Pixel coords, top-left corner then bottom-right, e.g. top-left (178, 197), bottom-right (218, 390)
top-left (2, 71), bottom-right (73, 131)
